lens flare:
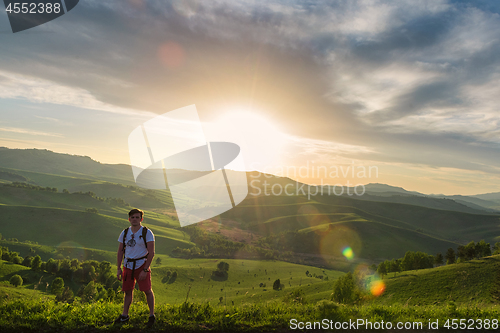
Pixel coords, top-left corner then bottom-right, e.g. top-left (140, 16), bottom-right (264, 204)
top-left (319, 225), bottom-right (361, 261)
top-left (158, 42), bottom-right (185, 69)
top-left (342, 246), bottom-right (354, 260)
top-left (370, 279), bottom-right (385, 297)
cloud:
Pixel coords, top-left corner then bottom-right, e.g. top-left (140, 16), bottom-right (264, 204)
top-left (1, 0), bottom-right (500, 184)
top-left (0, 70), bottom-right (154, 118)
top-left (0, 127), bottom-right (63, 137)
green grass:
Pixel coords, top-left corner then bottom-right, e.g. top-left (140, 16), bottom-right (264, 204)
top-left (2, 256), bottom-right (500, 331)
top-left (0, 166), bottom-right (174, 210)
top-left (1, 298), bottom-right (499, 332)
top-left (0, 205), bottom-right (194, 257)
top-left (0, 240), bottom-right (117, 262)
top-left (150, 258), bottom-right (343, 306)
top-left (371, 256), bottom-right (500, 306)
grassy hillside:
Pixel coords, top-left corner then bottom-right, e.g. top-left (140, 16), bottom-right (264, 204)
top-left (224, 196), bottom-right (461, 260)
top-left (1, 149), bottom-right (500, 264)
top-left (0, 256), bottom-right (343, 308)
top-left (372, 255), bottom-right (500, 306)
top-left (0, 147), bottom-right (134, 185)
top-left (0, 206), bottom-right (194, 257)
top-left (0, 168), bottom-right (174, 210)
top-left (150, 258), bottom-right (343, 306)
top-left (226, 194), bottom-right (500, 245)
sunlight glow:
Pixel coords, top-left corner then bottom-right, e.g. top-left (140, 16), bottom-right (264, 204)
top-left (203, 109), bottom-right (289, 171)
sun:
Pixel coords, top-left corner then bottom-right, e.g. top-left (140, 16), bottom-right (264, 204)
top-left (203, 108), bottom-right (288, 172)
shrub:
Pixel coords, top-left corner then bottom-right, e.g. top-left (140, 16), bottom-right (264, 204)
top-left (283, 288), bottom-right (307, 304)
top-left (273, 279), bottom-right (282, 291)
top-left (31, 255), bottom-right (42, 271)
top-left (56, 287), bottom-right (75, 303)
top-left (22, 256), bottom-right (33, 267)
top-left (217, 261), bottom-right (229, 272)
top-left (9, 275), bottom-right (23, 287)
top-left (332, 272), bottom-right (361, 304)
top-left (51, 277), bottom-right (64, 295)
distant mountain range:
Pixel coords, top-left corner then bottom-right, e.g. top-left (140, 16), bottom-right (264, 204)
top-left (0, 147), bottom-right (499, 264)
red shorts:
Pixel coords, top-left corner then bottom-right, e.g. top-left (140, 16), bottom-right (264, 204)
top-left (121, 263), bottom-right (151, 292)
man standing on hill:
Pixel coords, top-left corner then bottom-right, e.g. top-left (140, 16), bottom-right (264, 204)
top-left (115, 208), bottom-right (156, 327)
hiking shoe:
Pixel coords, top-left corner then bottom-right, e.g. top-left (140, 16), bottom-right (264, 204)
top-left (114, 314), bottom-right (129, 324)
top-left (147, 314), bottom-right (156, 328)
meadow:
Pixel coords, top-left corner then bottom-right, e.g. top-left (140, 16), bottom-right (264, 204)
top-left (1, 152), bottom-right (500, 331)
top-left (1, 254), bottom-right (500, 331)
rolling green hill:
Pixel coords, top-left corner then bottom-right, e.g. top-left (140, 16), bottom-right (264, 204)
top-left (0, 205), bottom-right (194, 258)
top-left (371, 255), bottom-right (500, 306)
top-left (1, 148), bottom-right (500, 265)
top-left (0, 167), bottom-right (174, 210)
top-left (0, 147), bottom-right (134, 185)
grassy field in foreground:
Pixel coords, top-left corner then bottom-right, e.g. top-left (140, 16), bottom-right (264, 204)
top-left (2, 256), bottom-right (500, 331)
top-left (1, 298), bottom-right (500, 332)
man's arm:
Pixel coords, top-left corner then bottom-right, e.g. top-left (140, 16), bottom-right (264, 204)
top-left (117, 242), bottom-right (124, 280)
top-left (138, 241), bottom-right (155, 281)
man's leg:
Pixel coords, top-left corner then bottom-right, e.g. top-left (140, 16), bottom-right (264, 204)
top-left (144, 289), bottom-right (155, 316)
top-left (123, 290), bottom-right (133, 316)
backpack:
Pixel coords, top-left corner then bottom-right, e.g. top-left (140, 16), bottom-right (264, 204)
top-left (122, 226), bottom-right (149, 256)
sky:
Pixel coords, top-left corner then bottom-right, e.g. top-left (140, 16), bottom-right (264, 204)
top-left (0, 0), bottom-right (499, 195)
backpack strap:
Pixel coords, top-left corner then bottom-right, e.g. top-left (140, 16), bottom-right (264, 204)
top-left (123, 226), bottom-right (149, 258)
top-left (122, 227), bottom-right (129, 256)
top-left (140, 226), bottom-right (148, 248)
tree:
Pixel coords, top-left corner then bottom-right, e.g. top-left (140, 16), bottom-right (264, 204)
top-left (445, 248), bottom-right (456, 264)
top-left (22, 256), bottom-right (33, 267)
top-left (156, 257), bottom-right (162, 265)
top-left (435, 253), bottom-right (444, 266)
top-left (389, 259), bottom-right (401, 276)
top-left (31, 255), bottom-right (42, 271)
top-left (464, 241), bottom-right (476, 260)
top-left (9, 274), bottom-right (23, 287)
top-left (56, 287), bottom-right (74, 303)
top-left (377, 262), bottom-right (387, 278)
top-left (11, 254), bottom-right (22, 265)
top-left (46, 258), bottom-right (59, 274)
top-left (273, 279), bottom-right (282, 291)
top-left (476, 240), bottom-right (491, 258)
top-left (51, 277), bottom-right (64, 295)
top-left (2, 251), bottom-right (11, 261)
top-left (81, 281), bottom-right (96, 303)
top-left (217, 261), bottom-right (229, 272)
top-left (457, 245), bottom-right (466, 262)
top-left (400, 251), bottom-right (415, 271)
top-left (332, 272), bottom-right (360, 304)
top-left (493, 242), bottom-right (500, 255)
